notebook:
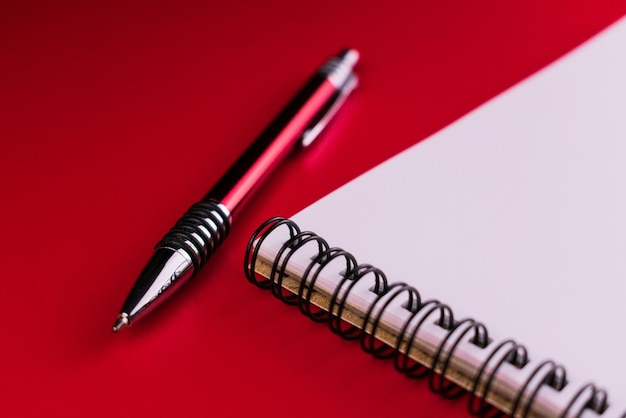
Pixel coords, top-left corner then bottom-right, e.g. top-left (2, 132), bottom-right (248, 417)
top-left (245, 16), bottom-right (626, 418)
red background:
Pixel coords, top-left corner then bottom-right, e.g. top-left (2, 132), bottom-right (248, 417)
top-left (1, 1), bottom-right (625, 417)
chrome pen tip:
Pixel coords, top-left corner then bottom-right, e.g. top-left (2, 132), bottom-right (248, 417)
top-left (112, 313), bottom-right (130, 332)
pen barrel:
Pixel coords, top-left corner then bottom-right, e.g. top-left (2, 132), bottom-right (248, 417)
top-left (155, 200), bottom-right (231, 273)
top-left (206, 74), bottom-right (332, 215)
top-left (207, 50), bottom-right (359, 217)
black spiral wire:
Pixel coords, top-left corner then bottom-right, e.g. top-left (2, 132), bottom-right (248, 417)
top-left (329, 263), bottom-right (387, 340)
top-left (245, 217), bottom-right (616, 417)
top-left (561, 383), bottom-right (608, 418)
top-left (510, 360), bottom-right (567, 418)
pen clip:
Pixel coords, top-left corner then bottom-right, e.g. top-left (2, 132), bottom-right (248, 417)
top-left (300, 74), bottom-right (358, 147)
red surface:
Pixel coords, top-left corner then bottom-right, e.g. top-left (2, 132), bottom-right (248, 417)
top-left (1, 1), bottom-right (625, 417)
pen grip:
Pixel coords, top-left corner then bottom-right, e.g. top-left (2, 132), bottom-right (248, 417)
top-left (155, 200), bottom-right (231, 273)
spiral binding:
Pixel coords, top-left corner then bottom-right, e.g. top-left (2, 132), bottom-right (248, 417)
top-left (244, 217), bottom-right (616, 418)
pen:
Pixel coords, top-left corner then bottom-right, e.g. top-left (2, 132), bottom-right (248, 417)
top-left (113, 49), bottom-right (359, 331)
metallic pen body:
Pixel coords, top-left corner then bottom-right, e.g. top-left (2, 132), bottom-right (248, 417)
top-left (113, 49), bottom-right (359, 331)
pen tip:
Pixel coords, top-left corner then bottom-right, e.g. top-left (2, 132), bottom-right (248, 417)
top-left (112, 313), bottom-right (130, 332)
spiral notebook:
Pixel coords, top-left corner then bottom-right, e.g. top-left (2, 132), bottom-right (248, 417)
top-left (245, 16), bottom-right (626, 418)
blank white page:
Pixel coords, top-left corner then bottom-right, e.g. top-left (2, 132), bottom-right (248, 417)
top-left (290, 16), bottom-right (626, 417)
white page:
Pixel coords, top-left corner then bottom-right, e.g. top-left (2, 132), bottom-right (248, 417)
top-left (289, 16), bottom-right (626, 417)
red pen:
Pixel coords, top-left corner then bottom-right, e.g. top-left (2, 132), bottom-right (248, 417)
top-left (113, 49), bottom-right (359, 331)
